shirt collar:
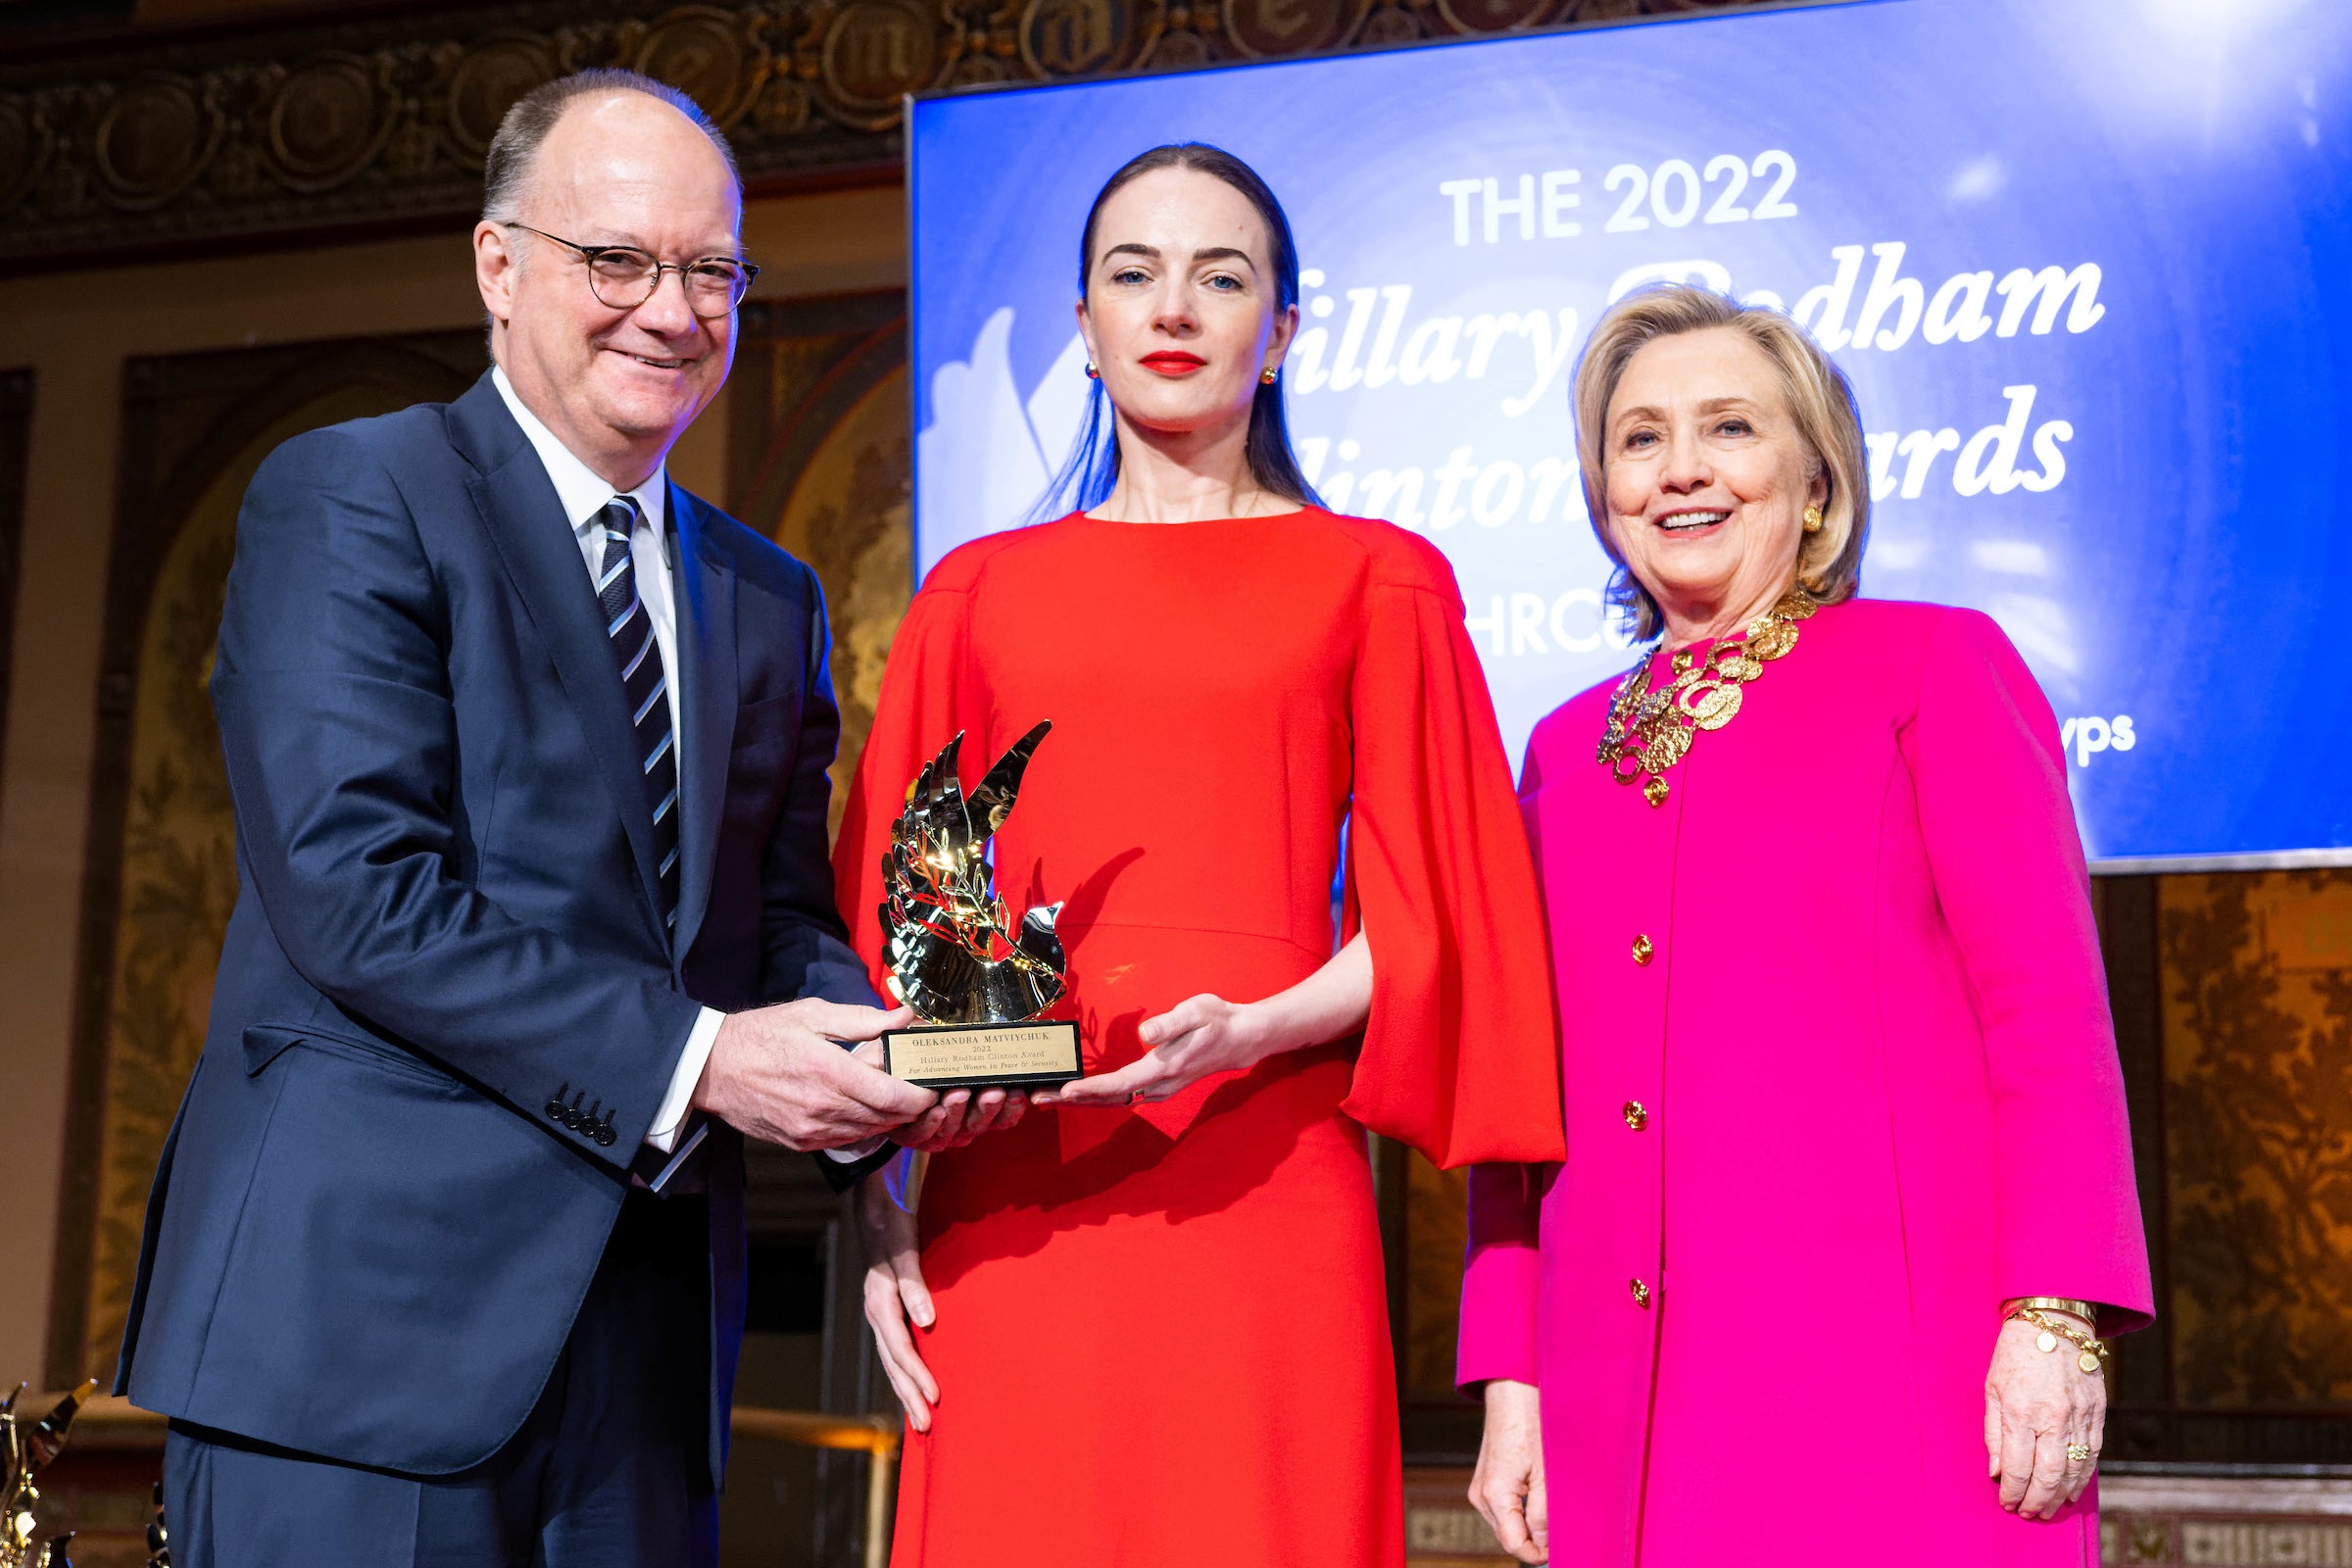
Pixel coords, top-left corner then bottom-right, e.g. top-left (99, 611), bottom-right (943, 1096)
top-left (490, 364), bottom-right (667, 537)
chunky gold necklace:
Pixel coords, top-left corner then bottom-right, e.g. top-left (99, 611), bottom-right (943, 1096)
top-left (1595, 591), bottom-right (1818, 807)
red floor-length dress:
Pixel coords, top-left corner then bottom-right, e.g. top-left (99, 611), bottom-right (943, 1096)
top-left (833, 509), bottom-right (1565, 1567)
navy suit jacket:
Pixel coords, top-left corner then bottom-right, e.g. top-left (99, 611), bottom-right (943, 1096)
top-left (117, 372), bottom-right (877, 1481)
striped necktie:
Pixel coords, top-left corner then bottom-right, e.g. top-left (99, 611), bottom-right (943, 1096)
top-left (597, 497), bottom-right (681, 930)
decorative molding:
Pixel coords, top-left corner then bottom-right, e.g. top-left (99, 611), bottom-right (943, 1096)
top-left (0, 0), bottom-right (1765, 268)
top-left (2103, 1475), bottom-right (2352, 1566)
top-left (1401, 1468), bottom-right (1515, 1561)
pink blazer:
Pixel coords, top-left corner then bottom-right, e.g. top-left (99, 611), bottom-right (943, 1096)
top-left (1458, 599), bottom-right (2153, 1567)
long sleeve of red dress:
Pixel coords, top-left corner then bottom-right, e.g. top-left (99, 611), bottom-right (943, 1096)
top-left (1343, 543), bottom-right (1568, 1166)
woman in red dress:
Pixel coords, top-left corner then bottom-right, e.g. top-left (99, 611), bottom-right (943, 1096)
top-left (832, 144), bottom-right (1565, 1567)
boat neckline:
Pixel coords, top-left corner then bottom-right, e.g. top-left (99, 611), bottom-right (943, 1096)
top-left (1064, 507), bottom-right (1320, 526)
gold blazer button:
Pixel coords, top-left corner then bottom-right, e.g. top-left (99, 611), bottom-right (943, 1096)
top-left (1622, 1100), bottom-right (1647, 1131)
top-left (1631, 934), bottom-right (1654, 966)
top-left (1630, 1279), bottom-right (1651, 1308)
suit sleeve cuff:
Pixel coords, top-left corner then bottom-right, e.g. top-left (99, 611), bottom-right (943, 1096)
top-left (1456, 1241), bottom-right (1544, 1394)
top-left (645, 1006), bottom-right (725, 1152)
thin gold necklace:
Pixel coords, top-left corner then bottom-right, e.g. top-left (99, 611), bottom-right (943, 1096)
top-left (1595, 591), bottom-right (1818, 807)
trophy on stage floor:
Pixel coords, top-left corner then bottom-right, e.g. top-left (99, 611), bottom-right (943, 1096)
top-left (3, 1380), bottom-right (96, 1568)
top-left (877, 721), bottom-right (1083, 1092)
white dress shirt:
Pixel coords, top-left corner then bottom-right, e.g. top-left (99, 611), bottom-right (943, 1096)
top-left (492, 367), bottom-right (718, 1154)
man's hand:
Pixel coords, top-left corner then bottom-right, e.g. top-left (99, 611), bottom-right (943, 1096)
top-left (692, 999), bottom-right (936, 1151)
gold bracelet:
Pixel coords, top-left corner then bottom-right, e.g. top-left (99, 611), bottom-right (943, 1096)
top-left (2010, 1306), bottom-right (2111, 1375)
top-left (2009, 1296), bottom-right (2098, 1326)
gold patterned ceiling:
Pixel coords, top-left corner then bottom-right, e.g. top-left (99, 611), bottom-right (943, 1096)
top-left (0, 0), bottom-right (1750, 268)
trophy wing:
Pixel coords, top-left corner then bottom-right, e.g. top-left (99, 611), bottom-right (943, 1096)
top-left (904, 730), bottom-right (977, 852)
top-left (878, 724), bottom-right (1068, 1026)
top-left (965, 721), bottom-right (1052, 838)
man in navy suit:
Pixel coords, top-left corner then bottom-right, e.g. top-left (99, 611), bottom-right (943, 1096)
top-left (114, 71), bottom-right (952, 1565)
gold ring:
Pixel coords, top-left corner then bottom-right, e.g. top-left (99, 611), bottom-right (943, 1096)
top-left (2065, 1443), bottom-right (2093, 1463)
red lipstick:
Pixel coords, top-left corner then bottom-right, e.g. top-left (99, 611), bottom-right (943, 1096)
top-left (1139, 352), bottom-right (1207, 376)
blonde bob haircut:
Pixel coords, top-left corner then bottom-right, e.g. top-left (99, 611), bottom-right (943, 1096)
top-left (1572, 283), bottom-right (1870, 642)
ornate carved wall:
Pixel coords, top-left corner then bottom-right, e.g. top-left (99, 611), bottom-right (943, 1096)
top-left (0, 0), bottom-right (1755, 268)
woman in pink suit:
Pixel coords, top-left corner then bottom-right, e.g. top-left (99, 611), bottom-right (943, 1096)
top-left (1459, 284), bottom-right (2154, 1567)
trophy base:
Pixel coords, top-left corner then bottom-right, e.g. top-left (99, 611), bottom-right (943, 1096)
top-left (882, 1019), bottom-right (1083, 1092)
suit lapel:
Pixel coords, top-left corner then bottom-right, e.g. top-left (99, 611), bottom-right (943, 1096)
top-left (668, 480), bottom-right (738, 966)
top-left (451, 375), bottom-right (667, 942)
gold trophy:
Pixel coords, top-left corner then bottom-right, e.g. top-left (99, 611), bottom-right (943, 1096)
top-left (3, 1380), bottom-right (96, 1568)
top-left (877, 722), bottom-right (1082, 1090)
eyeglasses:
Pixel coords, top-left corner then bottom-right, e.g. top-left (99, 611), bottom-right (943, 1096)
top-left (502, 222), bottom-right (760, 318)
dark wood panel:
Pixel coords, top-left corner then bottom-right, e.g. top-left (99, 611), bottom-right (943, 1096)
top-left (0, 368), bottom-right (28, 824)
top-left (2107, 869), bottom-right (2352, 1469)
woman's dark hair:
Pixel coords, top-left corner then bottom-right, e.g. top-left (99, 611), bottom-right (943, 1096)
top-left (1028, 143), bottom-right (1325, 521)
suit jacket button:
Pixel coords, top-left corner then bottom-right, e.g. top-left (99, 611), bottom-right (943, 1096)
top-left (1622, 1100), bottom-right (1647, 1131)
top-left (546, 1083), bottom-right (570, 1120)
top-left (1630, 1278), bottom-right (1651, 1309)
top-left (1631, 934), bottom-right (1654, 966)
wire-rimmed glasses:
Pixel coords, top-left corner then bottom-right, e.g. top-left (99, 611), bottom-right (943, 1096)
top-left (502, 221), bottom-right (759, 318)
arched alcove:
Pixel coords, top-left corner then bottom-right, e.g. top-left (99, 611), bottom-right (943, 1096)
top-left (54, 335), bottom-right (483, 1385)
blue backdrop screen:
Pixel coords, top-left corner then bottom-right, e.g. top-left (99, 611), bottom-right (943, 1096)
top-left (906, 0), bottom-right (2352, 868)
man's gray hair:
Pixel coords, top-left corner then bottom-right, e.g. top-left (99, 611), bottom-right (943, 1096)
top-left (481, 69), bottom-right (740, 223)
